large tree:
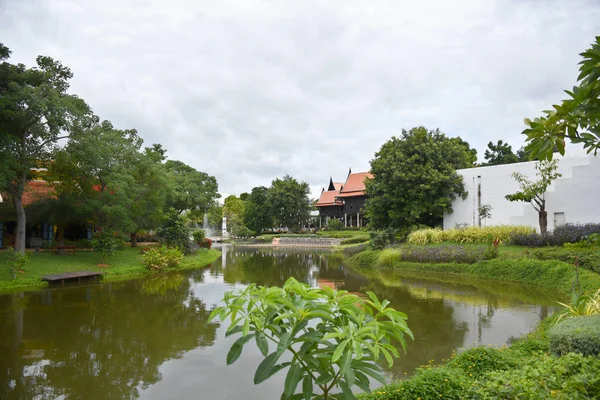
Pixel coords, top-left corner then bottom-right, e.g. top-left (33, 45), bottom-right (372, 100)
top-left (267, 175), bottom-right (310, 232)
top-left (483, 140), bottom-right (519, 165)
top-left (243, 186), bottom-right (272, 235)
top-left (0, 44), bottom-right (90, 252)
top-left (524, 36), bottom-right (600, 159)
top-left (505, 160), bottom-right (561, 235)
top-left (365, 127), bottom-right (476, 229)
top-left (222, 195), bottom-right (246, 236)
top-left (164, 160), bottom-right (219, 219)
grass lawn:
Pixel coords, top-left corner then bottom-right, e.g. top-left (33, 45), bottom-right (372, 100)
top-left (0, 246), bottom-right (221, 293)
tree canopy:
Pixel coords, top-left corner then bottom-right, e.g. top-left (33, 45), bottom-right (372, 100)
top-left (365, 127), bottom-right (475, 229)
top-left (243, 186), bottom-right (272, 235)
top-left (524, 36), bottom-right (600, 159)
top-left (164, 160), bottom-right (220, 218)
top-left (267, 175), bottom-right (311, 231)
top-left (483, 140), bottom-right (519, 165)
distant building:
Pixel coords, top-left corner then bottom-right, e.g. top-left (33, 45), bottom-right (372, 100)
top-left (315, 169), bottom-right (373, 228)
top-left (443, 152), bottom-right (600, 231)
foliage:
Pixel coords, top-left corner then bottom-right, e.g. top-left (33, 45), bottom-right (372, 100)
top-left (199, 238), bottom-right (213, 250)
top-left (510, 222), bottom-right (600, 247)
top-left (223, 194), bottom-right (247, 237)
top-left (192, 229), bottom-right (206, 244)
top-left (529, 247), bottom-right (600, 273)
top-left (243, 186), bottom-right (273, 235)
top-left (549, 315), bottom-right (600, 356)
top-left (365, 127), bottom-right (476, 229)
top-left (471, 352), bottom-right (600, 399)
top-left (555, 289), bottom-right (600, 322)
top-left (267, 175), bottom-right (311, 232)
top-left (142, 245), bottom-right (184, 271)
top-left (369, 229), bottom-right (397, 250)
top-left (407, 225), bottom-right (535, 245)
top-left (376, 249), bottom-right (402, 267)
top-left (91, 230), bottom-right (120, 263)
top-left (523, 36), bottom-right (600, 158)
top-left (156, 211), bottom-right (192, 254)
top-left (505, 160), bottom-right (562, 234)
top-left (209, 277), bottom-right (413, 399)
top-left (447, 347), bottom-right (516, 378)
top-left (0, 44), bottom-right (90, 252)
top-left (482, 140), bottom-right (520, 165)
top-left (340, 236), bottom-right (370, 245)
top-left (164, 160), bottom-right (220, 218)
top-left (7, 247), bottom-right (29, 274)
top-left (327, 219), bottom-right (344, 231)
top-left (400, 245), bottom-right (491, 264)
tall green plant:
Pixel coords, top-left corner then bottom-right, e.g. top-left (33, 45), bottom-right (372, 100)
top-left (91, 230), bottom-right (119, 264)
top-left (209, 278), bottom-right (412, 399)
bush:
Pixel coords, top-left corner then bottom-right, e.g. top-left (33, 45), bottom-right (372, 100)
top-left (91, 230), bottom-right (120, 263)
top-left (199, 238), bottom-right (212, 250)
top-left (470, 352), bottom-right (600, 399)
top-left (348, 249), bottom-right (380, 268)
top-left (511, 223), bottom-right (600, 247)
top-left (7, 248), bottom-right (29, 273)
top-left (370, 228), bottom-right (397, 250)
top-left (447, 347), bottom-right (516, 377)
top-left (327, 218), bottom-right (344, 231)
top-left (340, 236), bottom-right (370, 245)
top-left (407, 225), bottom-right (535, 245)
top-left (377, 248), bottom-right (401, 267)
top-left (400, 245), bottom-right (487, 264)
top-left (157, 211), bottom-right (192, 254)
top-left (529, 247), bottom-right (600, 273)
top-left (192, 229), bottom-right (205, 244)
top-left (143, 245), bottom-right (184, 271)
top-left (549, 315), bottom-right (600, 356)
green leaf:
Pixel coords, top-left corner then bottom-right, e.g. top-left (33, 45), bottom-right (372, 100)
top-left (345, 367), bottom-right (355, 387)
top-left (314, 373), bottom-right (333, 385)
top-left (226, 333), bottom-right (255, 365)
top-left (284, 363), bottom-right (303, 397)
top-left (277, 331), bottom-right (293, 355)
top-left (255, 331), bottom-right (269, 356)
top-left (254, 352), bottom-right (283, 384)
top-left (332, 339), bottom-right (349, 363)
top-left (208, 306), bottom-right (223, 322)
top-left (302, 375), bottom-right (313, 400)
top-left (339, 380), bottom-right (357, 400)
top-left (225, 324), bottom-right (243, 338)
top-left (339, 349), bottom-right (352, 375)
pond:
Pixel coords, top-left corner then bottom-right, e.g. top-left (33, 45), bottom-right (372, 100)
top-left (0, 245), bottom-right (556, 399)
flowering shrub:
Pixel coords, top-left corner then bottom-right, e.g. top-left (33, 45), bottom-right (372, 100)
top-left (143, 245), bottom-right (184, 271)
top-left (199, 238), bottom-right (212, 249)
top-left (407, 225), bottom-right (535, 245)
top-left (511, 223), bottom-right (600, 247)
top-left (400, 245), bottom-right (489, 264)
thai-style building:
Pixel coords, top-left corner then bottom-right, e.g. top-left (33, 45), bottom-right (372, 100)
top-left (315, 169), bottom-right (373, 228)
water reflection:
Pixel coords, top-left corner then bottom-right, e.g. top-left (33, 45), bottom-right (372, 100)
top-left (0, 246), bottom-right (556, 399)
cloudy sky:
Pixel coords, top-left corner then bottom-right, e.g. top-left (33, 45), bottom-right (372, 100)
top-left (2, 0), bottom-right (599, 198)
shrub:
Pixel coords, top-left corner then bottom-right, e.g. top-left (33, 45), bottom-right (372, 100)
top-left (377, 248), bottom-right (401, 267)
top-left (157, 211), bottom-right (192, 254)
top-left (370, 228), bottom-right (397, 250)
top-left (340, 236), bottom-right (370, 245)
top-left (192, 229), bottom-right (205, 244)
top-left (91, 230), bottom-right (120, 263)
top-left (7, 248), bottom-right (29, 274)
top-left (549, 315), bottom-right (600, 356)
top-left (447, 347), bottom-right (516, 377)
top-left (511, 223), bottom-right (600, 247)
top-left (470, 352), bottom-right (600, 399)
top-left (407, 225), bottom-right (535, 245)
top-left (327, 218), bottom-right (344, 231)
top-left (143, 245), bottom-right (184, 271)
top-left (400, 245), bottom-right (487, 264)
top-left (199, 238), bottom-right (212, 250)
top-left (529, 247), bottom-right (600, 273)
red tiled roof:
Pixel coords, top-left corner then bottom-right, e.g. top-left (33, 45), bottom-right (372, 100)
top-left (23, 181), bottom-right (55, 206)
top-left (332, 182), bottom-right (343, 191)
top-left (337, 172), bottom-right (373, 197)
top-left (315, 190), bottom-right (343, 207)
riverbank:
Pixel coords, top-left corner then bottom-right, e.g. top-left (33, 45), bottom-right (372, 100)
top-left (347, 249), bottom-right (600, 296)
top-left (0, 247), bottom-right (222, 293)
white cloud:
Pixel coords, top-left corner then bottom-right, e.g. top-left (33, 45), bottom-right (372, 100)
top-left (2, 0), bottom-right (599, 197)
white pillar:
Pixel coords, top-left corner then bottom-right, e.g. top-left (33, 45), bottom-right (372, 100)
top-left (344, 213), bottom-right (347, 227)
top-left (357, 212), bottom-right (360, 227)
top-left (222, 216), bottom-right (228, 238)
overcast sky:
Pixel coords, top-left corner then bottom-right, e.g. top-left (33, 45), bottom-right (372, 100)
top-left (2, 0), bottom-right (599, 198)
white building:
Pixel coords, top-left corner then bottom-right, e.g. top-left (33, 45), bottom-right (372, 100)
top-left (443, 151), bottom-right (600, 232)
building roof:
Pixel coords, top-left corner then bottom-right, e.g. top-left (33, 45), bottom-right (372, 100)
top-left (315, 189), bottom-right (343, 207)
top-left (337, 172), bottom-right (373, 198)
top-left (22, 180), bottom-right (55, 206)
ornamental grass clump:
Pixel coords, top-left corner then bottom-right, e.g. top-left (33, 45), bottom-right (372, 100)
top-left (407, 225), bottom-right (534, 245)
top-left (210, 277), bottom-right (413, 399)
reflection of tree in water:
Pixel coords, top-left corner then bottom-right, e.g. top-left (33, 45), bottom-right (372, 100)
top-left (0, 276), bottom-right (218, 400)
top-left (350, 280), bottom-right (468, 378)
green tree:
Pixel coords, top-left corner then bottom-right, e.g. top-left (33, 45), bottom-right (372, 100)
top-left (207, 203), bottom-right (223, 228)
top-left (365, 127), bottom-right (475, 229)
top-left (0, 44), bottom-right (90, 253)
top-left (164, 160), bottom-right (220, 219)
top-left (223, 195), bottom-right (246, 237)
top-left (267, 175), bottom-right (311, 232)
top-left (523, 36), bottom-right (600, 159)
top-left (505, 160), bottom-right (562, 234)
top-left (483, 140), bottom-right (519, 165)
top-left (243, 186), bottom-right (272, 235)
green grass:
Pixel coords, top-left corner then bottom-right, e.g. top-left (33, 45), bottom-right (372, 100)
top-left (0, 247), bottom-right (221, 293)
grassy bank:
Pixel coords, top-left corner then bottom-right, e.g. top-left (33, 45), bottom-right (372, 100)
top-left (348, 249), bottom-right (600, 296)
top-left (0, 247), bottom-right (221, 293)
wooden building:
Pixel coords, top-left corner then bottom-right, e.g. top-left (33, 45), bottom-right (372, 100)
top-left (315, 178), bottom-right (344, 227)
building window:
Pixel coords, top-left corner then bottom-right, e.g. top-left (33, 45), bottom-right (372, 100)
top-left (554, 212), bottom-right (565, 227)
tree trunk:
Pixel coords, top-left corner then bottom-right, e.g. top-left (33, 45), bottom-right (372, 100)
top-left (539, 211), bottom-right (548, 235)
top-left (13, 192), bottom-right (26, 254)
top-left (57, 225), bottom-right (65, 246)
top-left (130, 232), bottom-right (138, 248)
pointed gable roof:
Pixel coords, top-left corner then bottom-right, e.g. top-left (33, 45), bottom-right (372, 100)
top-left (337, 171), bottom-right (373, 198)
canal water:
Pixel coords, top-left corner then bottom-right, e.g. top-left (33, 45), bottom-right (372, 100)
top-left (0, 246), bottom-right (556, 399)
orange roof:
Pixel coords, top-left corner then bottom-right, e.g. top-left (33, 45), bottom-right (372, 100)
top-left (315, 189), bottom-right (343, 207)
top-left (337, 172), bottom-right (373, 197)
top-left (23, 181), bottom-right (55, 206)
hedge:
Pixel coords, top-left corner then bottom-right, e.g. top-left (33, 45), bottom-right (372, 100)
top-left (549, 315), bottom-right (600, 357)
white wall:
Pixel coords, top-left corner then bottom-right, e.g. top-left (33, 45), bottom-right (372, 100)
top-left (443, 152), bottom-right (600, 232)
